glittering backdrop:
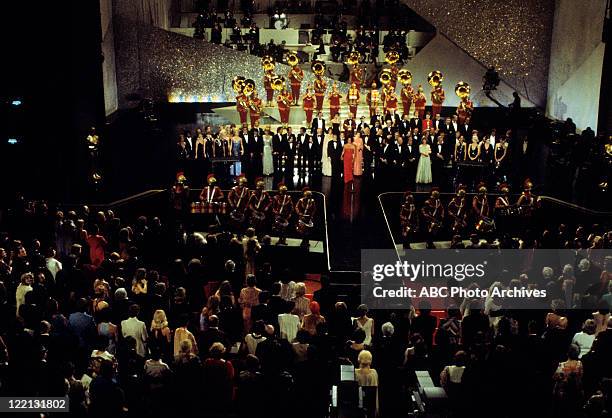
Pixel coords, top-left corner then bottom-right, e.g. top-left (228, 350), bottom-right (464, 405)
top-left (402, 0), bottom-right (555, 107)
top-left (114, 19), bottom-right (350, 106)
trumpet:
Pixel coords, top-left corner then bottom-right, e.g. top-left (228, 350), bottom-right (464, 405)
top-left (249, 98), bottom-right (261, 112)
top-left (347, 51), bottom-right (361, 66)
top-left (243, 79), bottom-right (256, 96)
top-left (287, 52), bottom-right (300, 67)
top-left (455, 81), bottom-right (471, 99)
top-left (385, 50), bottom-right (400, 65)
top-left (271, 75), bottom-right (286, 91)
top-left (261, 55), bottom-right (275, 72)
top-left (427, 70), bottom-right (444, 88)
top-left (311, 60), bottom-right (326, 77)
top-left (398, 69), bottom-right (412, 85)
top-left (232, 76), bottom-right (246, 94)
top-left (379, 68), bottom-right (392, 85)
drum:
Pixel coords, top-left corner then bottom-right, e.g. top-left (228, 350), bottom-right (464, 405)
top-left (251, 210), bottom-right (266, 221)
top-left (230, 209), bottom-right (246, 223)
top-left (190, 202), bottom-right (203, 214)
top-left (273, 215), bottom-right (289, 232)
top-left (217, 202), bottom-right (228, 215)
top-left (296, 217), bottom-right (314, 235)
top-left (201, 201), bottom-right (214, 214)
top-left (476, 217), bottom-right (495, 233)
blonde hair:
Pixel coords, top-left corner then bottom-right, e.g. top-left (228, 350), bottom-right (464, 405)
top-left (295, 282), bottom-right (306, 297)
top-left (151, 309), bottom-right (168, 330)
top-left (358, 350), bottom-right (373, 367)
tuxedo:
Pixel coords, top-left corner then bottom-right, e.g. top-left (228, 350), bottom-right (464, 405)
top-left (378, 142), bottom-right (397, 182)
top-left (433, 118), bottom-right (444, 131)
top-left (297, 134), bottom-right (310, 171)
top-left (311, 117), bottom-right (326, 135)
top-left (284, 140), bottom-right (298, 173)
top-left (306, 141), bottom-right (319, 171)
top-left (343, 119), bottom-right (356, 133)
top-left (405, 142), bottom-right (419, 184)
top-left (432, 142), bottom-right (449, 187)
top-left (397, 119), bottom-right (411, 135)
top-left (185, 135), bottom-right (194, 158)
top-left (313, 134), bottom-right (325, 160)
top-left (251, 132), bottom-right (264, 177)
top-left (370, 114), bottom-right (384, 127)
top-left (451, 121), bottom-right (459, 133)
top-left (327, 140), bottom-right (343, 179)
top-left (410, 117), bottom-right (422, 131)
top-left (459, 123), bottom-right (472, 139)
top-left (364, 134), bottom-right (376, 173)
top-left (382, 126), bottom-right (395, 139)
top-left (443, 123), bottom-right (455, 136)
top-left (273, 134), bottom-right (284, 172)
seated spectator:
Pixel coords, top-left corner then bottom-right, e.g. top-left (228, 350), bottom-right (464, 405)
top-left (302, 301), bottom-right (325, 335)
top-left (572, 319), bottom-right (596, 358)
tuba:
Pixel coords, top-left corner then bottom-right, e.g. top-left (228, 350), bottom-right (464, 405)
top-left (385, 50), bottom-right (400, 65)
top-left (427, 70), bottom-right (444, 88)
top-left (455, 81), bottom-right (471, 99)
top-left (243, 79), bottom-right (256, 96)
top-left (398, 69), bottom-right (412, 86)
top-left (347, 51), bottom-right (361, 66)
top-left (232, 76), bottom-right (246, 94)
top-left (379, 68), bottom-right (392, 85)
top-left (287, 52), bottom-right (300, 67)
top-left (261, 55), bottom-right (275, 72)
top-left (271, 75), bottom-right (286, 91)
top-left (311, 60), bottom-right (326, 77)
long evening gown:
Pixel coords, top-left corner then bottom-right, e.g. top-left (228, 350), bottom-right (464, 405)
top-left (415, 143), bottom-right (432, 184)
top-left (231, 138), bottom-right (242, 175)
top-left (263, 136), bottom-right (274, 175)
top-left (322, 134), bottom-right (332, 176)
top-left (343, 145), bottom-right (355, 184)
top-left (353, 136), bottom-right (364, 176)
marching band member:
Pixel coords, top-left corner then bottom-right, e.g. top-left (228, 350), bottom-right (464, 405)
top-left (448, 184), bottom-right (468, 235)
top-left (384, 89), bottom-right (399, 116)
top-left (494, 183), bottom-right (512, 212)
top-left (421, 188), bottom-right (444, 248)
top-left (288, 64), bottom-right (304, 106)
top-left (302, 87), bottom-right (316, 125)
top-left (347, 83), bottom-right (360, 118)
top-left (414, 85), bottom-right (427, 119)
top-left (272, 182), bottom-right (294, 245)
top-left (457, 96), bottom-right (474, 125)
top-left (248, 91), bottom-right (263, 128)
top-left (472, 183), bottom-right (491, 232)
top-left (228, 174), bottom-right (250, 231)
top-left (349, 64), bottom-right (364, 90)
top-left (263, 69), bottom-right (275, 107)
top-left (390, 64), bottom-right (399, 90)
top-left (314, 75), bottom-right (327, 111)
top-left (199, 174), bottom-right (225, 222)
top-left (296, 187), bottom-right (316, 247)
top-left (248, 177), bottom-right (272, 229)
top-left (399, 191), bottom-right (418, 248)
top-left (366, 82), bottom-right (381, 118)
top-left (517, 178), bottom-right (540, 215)
top-left (236, 90), bottom-right (249, 125)
top-left (276, 86), bottom-right (293, 126)
top-left (401, 82), bottom-right (414, 117)
top-left (431, 84), bottom-right (446, 119)
top-left (329, 83), bottom-right (341, 118)
top-left (171, 172), bottom-right (190, 230)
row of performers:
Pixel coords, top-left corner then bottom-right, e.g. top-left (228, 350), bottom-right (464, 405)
top-left (172, 174), bottom-right (317, 246)
top-left (400, 181), bottom-right (540, 247)
top-left (238, 79), bottom-right (470, 127)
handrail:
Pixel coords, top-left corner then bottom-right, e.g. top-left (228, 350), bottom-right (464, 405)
top-left (538, 196), bottom-right (612, 216)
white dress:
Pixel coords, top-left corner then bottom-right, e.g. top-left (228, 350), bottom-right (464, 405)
top-left (278, 313), bottom-right (300, 342)
top-left (322, 134), bottom-right (332, 176)
top-left (415, 143), bottom-right (432, 184)
top-left (263, 136), bottom-right (274, 175)
top-left (353, 317), bottom-right (374, 346)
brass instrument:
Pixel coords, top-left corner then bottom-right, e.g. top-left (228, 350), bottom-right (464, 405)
top-left (232, 76), bottom-right (246, 94)
top-left (398, 69), bottom-right (412, 86)
top-left (385, 50), bottom-right (399, 65)
top-left (379, 69), bottom-right (392, 85)
top-left (347, 51), bottom-right (361, 66)
top-left (427, 70), bottom-right (444, 88)
top-left (287, 52), bottom-right (300, 67)
top-left (261, 55), bottom-right (275, 72)
top-left (243, 79), bottom-right (256, 96)
top-left (455, 81), bottom-right (471, 99)
top-left (311, 60), bottom-right (326, 77)
top-left (271, 75), bottom-right (286, 91)
top-left (249, 97), bottom-right (261, 112)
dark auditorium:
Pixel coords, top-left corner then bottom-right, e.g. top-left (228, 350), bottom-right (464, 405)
top-left (2, 0), bottom-right (612, 417)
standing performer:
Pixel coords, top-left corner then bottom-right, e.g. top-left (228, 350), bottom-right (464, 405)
top-left (389, 64), bottom-right (399, 90)
top-left (431, 84), bottom-right (446, 119)
top-left (199, 174), bottom-right (225, 224)
top-left (517, 178), bottom-right (540, 216)
top-left (288, 62), bottom-right (304, 106)
top-left (296, 187), bottom-right (316, 247)
top-left (447, 185), bottom-right (468, 235)
top-left (171, 172), bottom-right (190, 232)
top-left (314, 76), bottom-right (327, 111)
top-left (263, 69), bottom-right (275, 107)
top-left (384, 89), bottom-right (398, 116)
top-left (276, 87), bottom-right (293, 126)
top-left (272, 182), bottom-right (294, 245)
top-left (329, 83), bottom-right (341, 118)
top-left (366, 82), bottom-right (381, 118)
top-left (228, 174), bottom-right (250, 233)
top-left (236, 90), bottom-right (249, 125)
top-left (472, 183), bottom-right (492, 233)
top-left (421, 188), bottom-right (444, 248)
top-left (302, 87), bottom-right (316, 125)
top-left (494, 183), bottom-right (512, 212)
top-left (347, 83), bottom-right (360, 118)
top-left (248, 177), bottom-right (272, 231)
top-left (400, 191), bottom-right (418, 248)
top-left (414, 85), bottom-right (427, 119)
top-left (457, 96), bottom-right (474, 125)
top-left (249, 91), bottom-right (263, 128)
top-left (401, 82), bottom-right (414, 117)
top-left (350, 64), bottom-right (364, 90)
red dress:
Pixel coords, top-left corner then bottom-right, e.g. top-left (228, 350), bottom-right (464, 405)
top-left (343, 145), bottom-right (355, 184)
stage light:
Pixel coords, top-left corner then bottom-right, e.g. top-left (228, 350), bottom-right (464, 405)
top-left (7, 138), bottom-right (20, 145)
top-left (11, 100), bottom-right (22, 106)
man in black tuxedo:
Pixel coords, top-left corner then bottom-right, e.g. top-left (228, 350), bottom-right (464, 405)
top-left (377, 137), bottom-right (396, 184)
top-left (433, 113), bottom-right (444, 132)
top-left (313, 128), bottom-right (325, 170)
top-left (296, 127), bottom-right (310, 173)
top-left (405, 136), bottom-right (419, 187)
top-left (385, 110), bottom-right (401, 127)
top-left (410, 111), bottom-right (422, 132)
top-left (343, 113), bottom-right (356, 134)
top-left (432, 135), bottom-right (449, 187)
top-left (357, 116), bottom-right (369, 131)
top-left (284, 135), bottom-right (297, 176)
top-left (251, 127), bottom-right (264, 177)
top-left (241, 126), bottom-right (253, 178)
top-left (397, 114), bottom-right (411, 136)
top-left (327, 136), bottom-right (343, 180)
top-left (370, 109), bottom-right (384, 127)
top-left (273, 127), bottom-right (284, 173)
top-left (183, 131), bottom-right (194, 158)
top-left (451, 114), bottom-right (459, 134)
top-left (250, 120), bottom-right (264, 137)
top-left (395, 133), bottom-right (408, 186)
top-left (306, 136), bottom-right (318, 173)
top-left (311, 111), bottom-right (326, 135)
top-left (442, 116), bottom-right (455, 136)
top-left (363, 127), bottom-right (375, 176)
top-left (459, 116), bottom-right (473, 139)
top-left (382, 119), bottom-right (394, 139)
